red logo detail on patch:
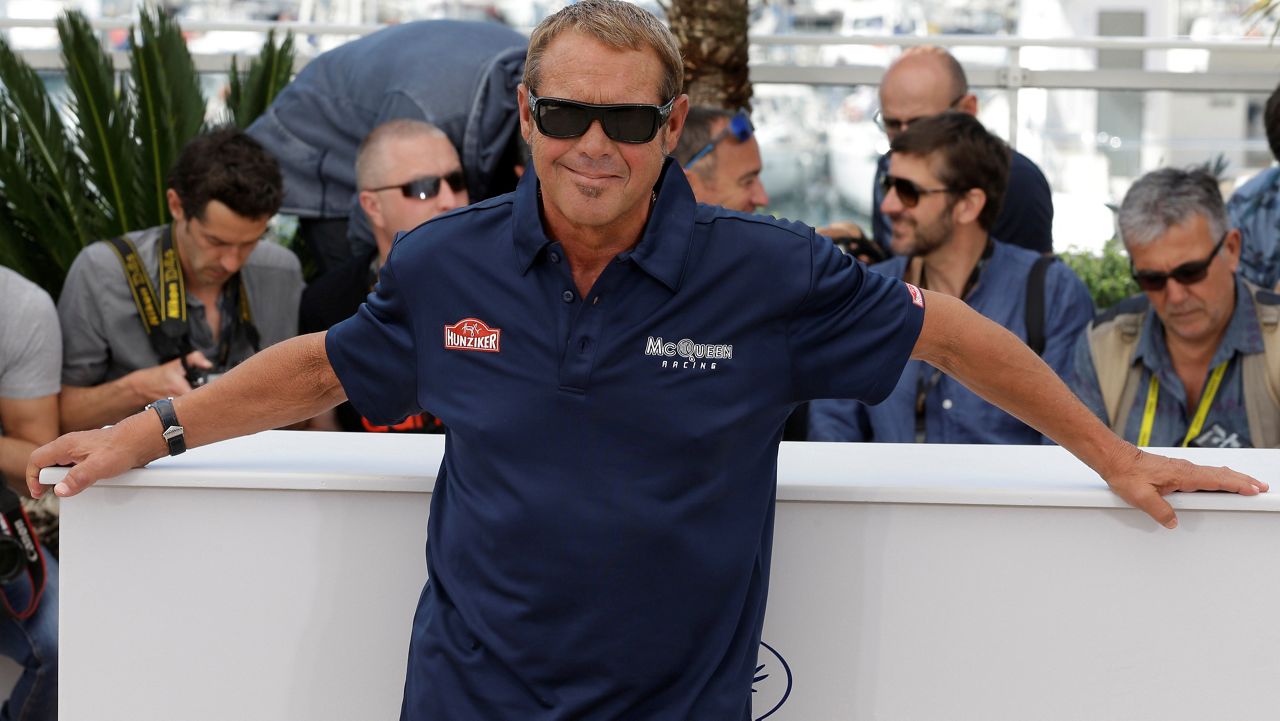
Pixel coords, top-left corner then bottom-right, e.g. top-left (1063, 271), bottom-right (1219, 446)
top-left (444, 318), bottom-right (501, 353)
top-left (905, 282), bottom-right (925, 308)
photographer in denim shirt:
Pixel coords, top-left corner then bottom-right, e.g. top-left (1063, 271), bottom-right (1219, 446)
top-left (810, 113), bottom-right (1093, 443)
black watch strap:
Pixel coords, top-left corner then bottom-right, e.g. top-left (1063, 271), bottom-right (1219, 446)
top-left (145, 397), bottom-right (186, 456)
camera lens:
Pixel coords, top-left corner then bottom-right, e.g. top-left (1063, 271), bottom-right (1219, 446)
top-left (0, 536), bottom-right (26, 584)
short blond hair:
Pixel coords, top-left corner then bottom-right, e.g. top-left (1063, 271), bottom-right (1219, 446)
top-left (523, 0), bottom-right (683, 103)
top-left (355, 119), bottom-right (449, 189)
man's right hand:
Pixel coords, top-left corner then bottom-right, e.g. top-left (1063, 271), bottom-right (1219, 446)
top-left (26, 414), bottom-right (165, 499)
top-left (128, 351), bottom-right (214, 400)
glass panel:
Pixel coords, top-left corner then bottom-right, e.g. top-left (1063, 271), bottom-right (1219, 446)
top-left (755, 82), bottom-right (1014, 232)
top-left (1019, 88), bottom-right (1271, 253)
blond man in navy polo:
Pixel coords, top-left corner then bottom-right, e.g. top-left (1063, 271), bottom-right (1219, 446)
top-left (30, 2), bottom-right (1268, 719)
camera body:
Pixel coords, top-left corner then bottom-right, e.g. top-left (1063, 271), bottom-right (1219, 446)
top-left (0, 529), bottom-right (34, 584)
top-left (187, 368), bottom-right (225, 388)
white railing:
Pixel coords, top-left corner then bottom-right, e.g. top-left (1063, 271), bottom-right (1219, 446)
top-left (3, 18), bottom-right (1273, 241)
top-left (3, 19), bottom-right (1275, 143)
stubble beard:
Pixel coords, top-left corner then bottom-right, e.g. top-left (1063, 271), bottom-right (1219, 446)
top-left (893, 207), bottom-right (955, 258)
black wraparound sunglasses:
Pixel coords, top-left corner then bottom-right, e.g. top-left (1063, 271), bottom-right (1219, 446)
top-left (879, 174), bottom-right (957, 208)
top-left (368, 169), bottom-right (466, 200)
top-left (1130, 231), bottom-right (1228, 291)
top-left (528, 93), bottom-right (675, 144)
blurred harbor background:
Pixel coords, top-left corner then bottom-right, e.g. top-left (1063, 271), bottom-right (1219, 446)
top-left (2, 0), bottom-right (1277, 254)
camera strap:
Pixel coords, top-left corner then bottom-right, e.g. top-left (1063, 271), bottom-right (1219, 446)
top-left (106, 227), bottom-right (258, 366)
top-left (0, 486), bottom-right (45, 621)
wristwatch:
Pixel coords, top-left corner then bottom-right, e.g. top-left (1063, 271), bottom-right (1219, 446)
top-left (145, 397), bottom-right (186, 456)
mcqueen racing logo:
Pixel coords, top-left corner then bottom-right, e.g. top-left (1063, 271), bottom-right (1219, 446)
top-left (444, 318), bottom-right (501, 353)
top-left (644, 335), bottom-right (733, 371)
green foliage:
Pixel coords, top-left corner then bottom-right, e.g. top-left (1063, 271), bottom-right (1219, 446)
top-left (1246, 0), bottom-right (1280, 41)
top-left (0, 9), bottom-right (296, 297)
top-left (0, 35), bottom-right (98, 293)
top-left (1060, 237), bottom-right (1140, 312)
top-left (130, 9), bottom-right (206, 228)
top-left (58, 11), bottom-right (135, 237)
top-left (226, 29), bottom-right (295, 129)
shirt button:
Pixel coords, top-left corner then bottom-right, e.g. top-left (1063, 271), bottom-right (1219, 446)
top-left (592, 296), bottom-right (601, 305)
top-left (942, 399), bottom-right (953, 410)
top-left (579, 337), bottom-right (592, 353)
top-left (562, 290), bottom-right (575, 303)
top-left (549, 251), bottom-right (561, 263)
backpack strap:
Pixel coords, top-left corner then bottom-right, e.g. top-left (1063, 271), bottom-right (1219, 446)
top-left (1243, 281), bottom-right (1280, 447)
top-left (1087, 295), bottom-right (1148, 431)
top-left (1024, 254), bottom-right (1056, 356)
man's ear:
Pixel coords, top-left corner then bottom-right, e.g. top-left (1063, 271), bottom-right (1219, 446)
top-left (661, 94), bottom-right (690, 155)
top-left (1224, 227), bottom-right (1242, 273)
top-left (684, 167), bottom-right (706, 197)
top-left (953, 187), bottom-right (987, 226)
top-left (359, 191), bottom-right (384, 230)
top-left (165, 188), bottom-right (185, 223)
top-left (517, 83), bottom-right (533, 144)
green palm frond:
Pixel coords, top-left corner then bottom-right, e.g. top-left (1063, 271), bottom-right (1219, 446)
top-left (1245, 0), bottom-right (1280, 41)
top-left (131, 7), bottom-right (206, 227)
top-left (58, 10), bottom-right (135, 236)
top-left (227, 29), bottom-right (296, 128)
top-left (0, 36), bottom-right (95, 291)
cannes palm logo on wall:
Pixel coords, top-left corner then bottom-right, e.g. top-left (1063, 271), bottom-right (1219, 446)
top-left (752, 641), bottom-right (793, 719)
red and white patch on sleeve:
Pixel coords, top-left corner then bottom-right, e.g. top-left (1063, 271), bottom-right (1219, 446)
top-left (904, 282), bottom-right (925, 309)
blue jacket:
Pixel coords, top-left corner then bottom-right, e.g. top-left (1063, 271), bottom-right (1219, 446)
top-left (1227, 166), bottom-right (1280, 289)
top-left (809, 240), bottom-right (1094, 443)
top-left (247, 20), bottom-right (527, 243)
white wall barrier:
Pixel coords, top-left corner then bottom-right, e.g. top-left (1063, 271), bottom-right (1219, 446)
top-left (43, 432), bottom-right (1280, 721)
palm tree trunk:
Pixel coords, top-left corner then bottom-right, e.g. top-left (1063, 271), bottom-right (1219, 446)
top-left (666, 0), bottom-right (752, 111)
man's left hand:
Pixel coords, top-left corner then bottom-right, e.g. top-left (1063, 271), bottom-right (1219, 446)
top-left (1102, 444), bottom-right (1269, 529)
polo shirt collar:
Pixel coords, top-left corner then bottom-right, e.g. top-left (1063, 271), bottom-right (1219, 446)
top-left (1137, 275), bottom-right (1264, 373)
top-left (511, 156), bottom-right (696, 292)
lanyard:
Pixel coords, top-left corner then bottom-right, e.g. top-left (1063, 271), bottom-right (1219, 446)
top-left (1136, 362), bottom-right (1228, 447)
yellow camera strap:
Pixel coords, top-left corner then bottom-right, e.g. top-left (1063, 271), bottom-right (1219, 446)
top-left (106, 226), bottom-right (256, 364)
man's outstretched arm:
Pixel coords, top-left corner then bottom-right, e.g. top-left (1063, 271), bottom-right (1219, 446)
top-left (912, 291), bottom-right (1268, 528)
top-left (27, 332), bottom-right (345, 498)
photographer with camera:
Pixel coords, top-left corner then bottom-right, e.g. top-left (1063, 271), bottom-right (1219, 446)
top-left (58, 128), bottom-right (303, 432)
top-left (0, 264), bottom-right (60, 721)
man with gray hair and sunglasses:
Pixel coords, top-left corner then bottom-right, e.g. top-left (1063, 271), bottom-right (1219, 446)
top-left (1069, 166), bottom-right (1280, 448)
top-left (29, 2), bottom-right (1268, 719)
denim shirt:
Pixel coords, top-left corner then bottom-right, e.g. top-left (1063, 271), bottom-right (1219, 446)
top-left (1227, 166), bottom-right (1280, 289)
top-left (809, 240), bottom-right (1095, 443)
top-left (1067, 278), bottom-right (1263, 448)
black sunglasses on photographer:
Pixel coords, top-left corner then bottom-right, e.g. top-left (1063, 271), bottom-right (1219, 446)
top-left (879, 174), bottom-right (957, 208)
top-left (368, 169), bottom-right (466, 200)
top-left (1130, 231), bottom-right (1228, 292)
top-left (528, 93), bottom-right (676, 144)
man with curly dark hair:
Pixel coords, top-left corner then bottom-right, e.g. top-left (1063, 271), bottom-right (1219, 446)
top-left (57, 127), bottom-right (303, 432)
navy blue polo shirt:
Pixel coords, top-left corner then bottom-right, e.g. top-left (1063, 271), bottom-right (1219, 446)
top-left (327, 158), bottom-right (924, 720)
